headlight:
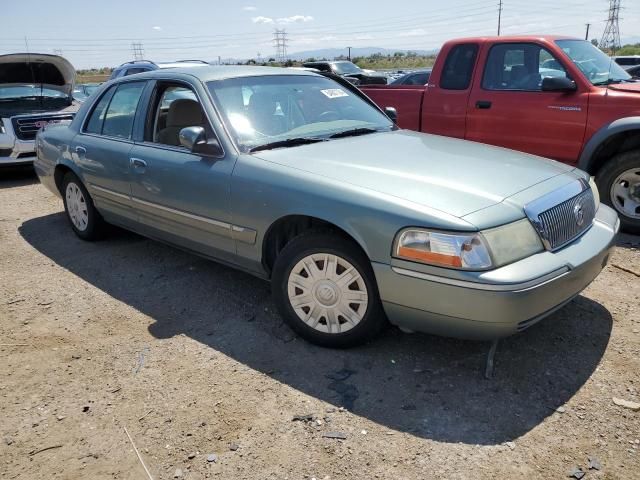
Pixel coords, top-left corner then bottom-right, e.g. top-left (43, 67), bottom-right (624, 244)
top-left (589, 176), bottom-right (600, 210)
top-left (394, 219), bottom-right (543, 270)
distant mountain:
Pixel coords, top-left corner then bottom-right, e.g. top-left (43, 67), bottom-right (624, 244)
top-left (287, 47), bottom-right (438, 61)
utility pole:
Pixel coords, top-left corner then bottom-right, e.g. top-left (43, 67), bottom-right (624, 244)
top-left (585, 23), bottom-right (591, 40)
top-left (497, 0), bottom-right (503, 36)
top-left (600, 0), bottom-right (622, 53)
top-left (347, 46), bottom-right (352, 61)
top-left (131, 42), bottom-right (144, 61)
top-left (273, 29), bottom-right (288, 63)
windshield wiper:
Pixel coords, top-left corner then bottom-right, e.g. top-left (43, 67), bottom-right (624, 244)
top-left (592, 78), bottom-right (627, 86)
top-left (0, 96), bottom-right (40, 102)
top-left (249, 137), bottom-right (327, 152)
top-left (329, 127), bottom-right (382, 139)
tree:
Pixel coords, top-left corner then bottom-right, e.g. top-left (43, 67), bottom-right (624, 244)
top-left (591, 39), bottom-right (598, 47)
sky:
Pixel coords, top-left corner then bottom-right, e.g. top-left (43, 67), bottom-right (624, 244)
top-left (1, 0), bottom-right (638, 69)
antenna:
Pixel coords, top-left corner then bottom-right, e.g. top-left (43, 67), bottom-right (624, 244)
top-left (497, 0), bottom-right (503, 36)
top-left (600, 0), bottom-right (622, 54)
top-left (273, 29), bottom-right (288, 63)
top-left (131, 42), bottom-right (145, 61)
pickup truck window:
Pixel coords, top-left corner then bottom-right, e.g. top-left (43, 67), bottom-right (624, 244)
top-left (482, 43), bottom-right (568, 91)
top-left (440, 44), bottom-right (478, 90)
top-left (99, 82), bottom-right (145, 139)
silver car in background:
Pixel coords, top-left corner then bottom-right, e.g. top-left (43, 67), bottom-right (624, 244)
top-left (34, 66), bottom-right (619, 348)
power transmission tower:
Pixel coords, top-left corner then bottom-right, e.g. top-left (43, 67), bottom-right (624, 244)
top-left (600, 0), bottom-right (621, 53)
top-left (273, 29), bottom-right (288, 63)
top-left (497, 0), bottom-right (503, 36)
top-left (131, 42), bottom-right (145, 61)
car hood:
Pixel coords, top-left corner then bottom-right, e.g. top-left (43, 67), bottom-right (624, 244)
top-left (0, 53), bottom-right (75, 97)
top-left (608, 81), bottom-right (640, 93)
top-left (253, 130), bottom-right (575, 219)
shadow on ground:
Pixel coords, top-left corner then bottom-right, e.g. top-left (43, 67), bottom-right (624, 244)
top-left (20, 212), bottom-right (614, 445)
top-left (0, 165), bottom-right (39, 189)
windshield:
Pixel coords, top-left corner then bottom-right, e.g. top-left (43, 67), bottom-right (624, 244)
top-left (556, 39), bottom-right (631, 85)
top-left (207, 75), bottom-right (393, 152)
top-left (0, 85), bottom-right (68, 100)
top-left (332, 62), bottom-right (362, 75)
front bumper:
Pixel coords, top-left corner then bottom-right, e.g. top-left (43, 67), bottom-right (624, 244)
top-left (373, 205), bottom-right (620, 340)
top-left (0, 135), bottom-right (36, 166)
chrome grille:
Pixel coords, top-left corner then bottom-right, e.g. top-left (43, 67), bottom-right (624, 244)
top-left (525, 179), bottom-right (596, 251)
top-left (11, 114), bottom-right (74, 141)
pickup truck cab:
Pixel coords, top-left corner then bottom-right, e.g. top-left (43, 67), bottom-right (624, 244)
top-left (361, 36), bottom-right (640, 233)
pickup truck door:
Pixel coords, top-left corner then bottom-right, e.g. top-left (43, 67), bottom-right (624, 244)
top-left (72, 81), bottom-right (147, 225)
top-left (465, 42), bottom-right (588, 164)
top-left (128, 81), bottom-right (238, 262)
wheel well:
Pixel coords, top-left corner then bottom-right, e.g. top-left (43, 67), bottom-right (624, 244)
top-left (54, 164), bottom-right (73, 195)
top-left (262, 215), bottom-right (364, 275)
top-left (587, 129), bottom-right (640, 175)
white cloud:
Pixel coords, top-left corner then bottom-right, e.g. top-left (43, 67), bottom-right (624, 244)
top-left (252, 16), bottom-right (274, 24)
top-left (354, 34), bottom-right (374, 41)
top-left (398, 28), bottom-right (426, 37)
top-left (277, 15), bottom-right (314, 24)
top-left (152, 26), bottom-right (162, 31)
top-left (242, 6), bottom-right (257, 11)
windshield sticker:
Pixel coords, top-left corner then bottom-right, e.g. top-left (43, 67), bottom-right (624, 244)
top-left (320, 88), bottom-right (349, 99)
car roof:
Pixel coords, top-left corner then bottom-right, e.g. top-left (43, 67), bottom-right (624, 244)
top-left (121, 65), bottom-right (321, 82)
top-left (444, 35), bottom-right (577, 44)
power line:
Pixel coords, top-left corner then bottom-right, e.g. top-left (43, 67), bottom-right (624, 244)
top-left (600, 0), bottom-right (621, 52)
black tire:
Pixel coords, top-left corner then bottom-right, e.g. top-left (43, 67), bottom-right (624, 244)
top-left (271, 231), bottom-right (387, 348)
top-left (61, 172), bottom-right (106, 241)
top-left (595, 149), bottom-right (640, 234)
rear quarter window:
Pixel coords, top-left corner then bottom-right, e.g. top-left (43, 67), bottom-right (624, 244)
top-left (440, 44), bottom-right (479, 90)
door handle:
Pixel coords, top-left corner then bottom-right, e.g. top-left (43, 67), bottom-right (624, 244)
top-left (475, 100), bottom-right (492, 109)
top-left (75, 146), bottom-right (87, 155)
top-left (130, 157), bottom-right (147, 169)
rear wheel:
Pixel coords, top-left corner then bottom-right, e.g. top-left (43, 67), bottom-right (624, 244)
top-left (596, 150), bottom-right (640, 234)
top-left (272, 232), bottom-right (386, 348)
top-left (62, 172), bottom-right (105, 240)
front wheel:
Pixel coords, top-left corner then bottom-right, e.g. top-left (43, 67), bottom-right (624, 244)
top-left (596, 150), bottom-right (640, 234)
top-left (271, 232), bottom-right (387, 348)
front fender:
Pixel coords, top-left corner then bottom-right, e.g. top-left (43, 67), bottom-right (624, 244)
top-left (579, 116), bottom-right (640, 172)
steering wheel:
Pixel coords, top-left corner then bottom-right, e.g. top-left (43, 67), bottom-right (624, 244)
top-left (318, 111), bottom-right (340, 122)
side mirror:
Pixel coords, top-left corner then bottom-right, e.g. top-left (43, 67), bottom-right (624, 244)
top-left (179, 126), bottom-right (223, 156)
top-left (541, 76), bottom-right (577, 92)
top-left (384, 106), bottom-right (398, 123)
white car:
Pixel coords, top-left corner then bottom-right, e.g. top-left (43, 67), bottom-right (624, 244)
top-left (0, 53), bottom-right (79, 166)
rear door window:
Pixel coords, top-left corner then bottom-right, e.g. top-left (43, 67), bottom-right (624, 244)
top-left (84, 86), bottom-right (115, 134)
top-left (101, 82), bottom-right (146, 139)
top-left (440, 44), bottom-right (478, 90)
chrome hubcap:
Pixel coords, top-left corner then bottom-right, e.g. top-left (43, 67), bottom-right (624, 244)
top-left (287, 253), bottom-right (368, 334)
top-left (65, 182), bottom-right (89, 231)
top-left (610, 167), bottom-right (640, 219)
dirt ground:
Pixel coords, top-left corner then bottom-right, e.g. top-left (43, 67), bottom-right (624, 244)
top-left (1, 166), bottom-right (639, 480)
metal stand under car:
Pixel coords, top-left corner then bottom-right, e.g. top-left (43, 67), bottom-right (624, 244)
top-left (484, 339), bottom-right (500, 379)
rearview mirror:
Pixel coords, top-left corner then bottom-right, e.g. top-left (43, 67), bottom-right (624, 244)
top-left (179, 126), bottom-right (223, 157)
top-left (541, 76), bottom-right (577, 92)
top-left (384, 106), bottom-right (398, 123)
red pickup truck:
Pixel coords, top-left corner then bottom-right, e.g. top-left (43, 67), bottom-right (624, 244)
top-left (361, 36), bottom-right (640, 233)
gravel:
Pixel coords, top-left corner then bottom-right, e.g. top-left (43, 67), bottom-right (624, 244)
top-left (1, 167), bottom-right (639, 479)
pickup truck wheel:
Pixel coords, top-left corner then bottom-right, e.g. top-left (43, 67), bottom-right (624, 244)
top-left (271, 232), bottom-right (386, 348)
top-left (62, 172), bottom-right (105, 241)
top-left (596, 150), bottom-right (640, 234)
